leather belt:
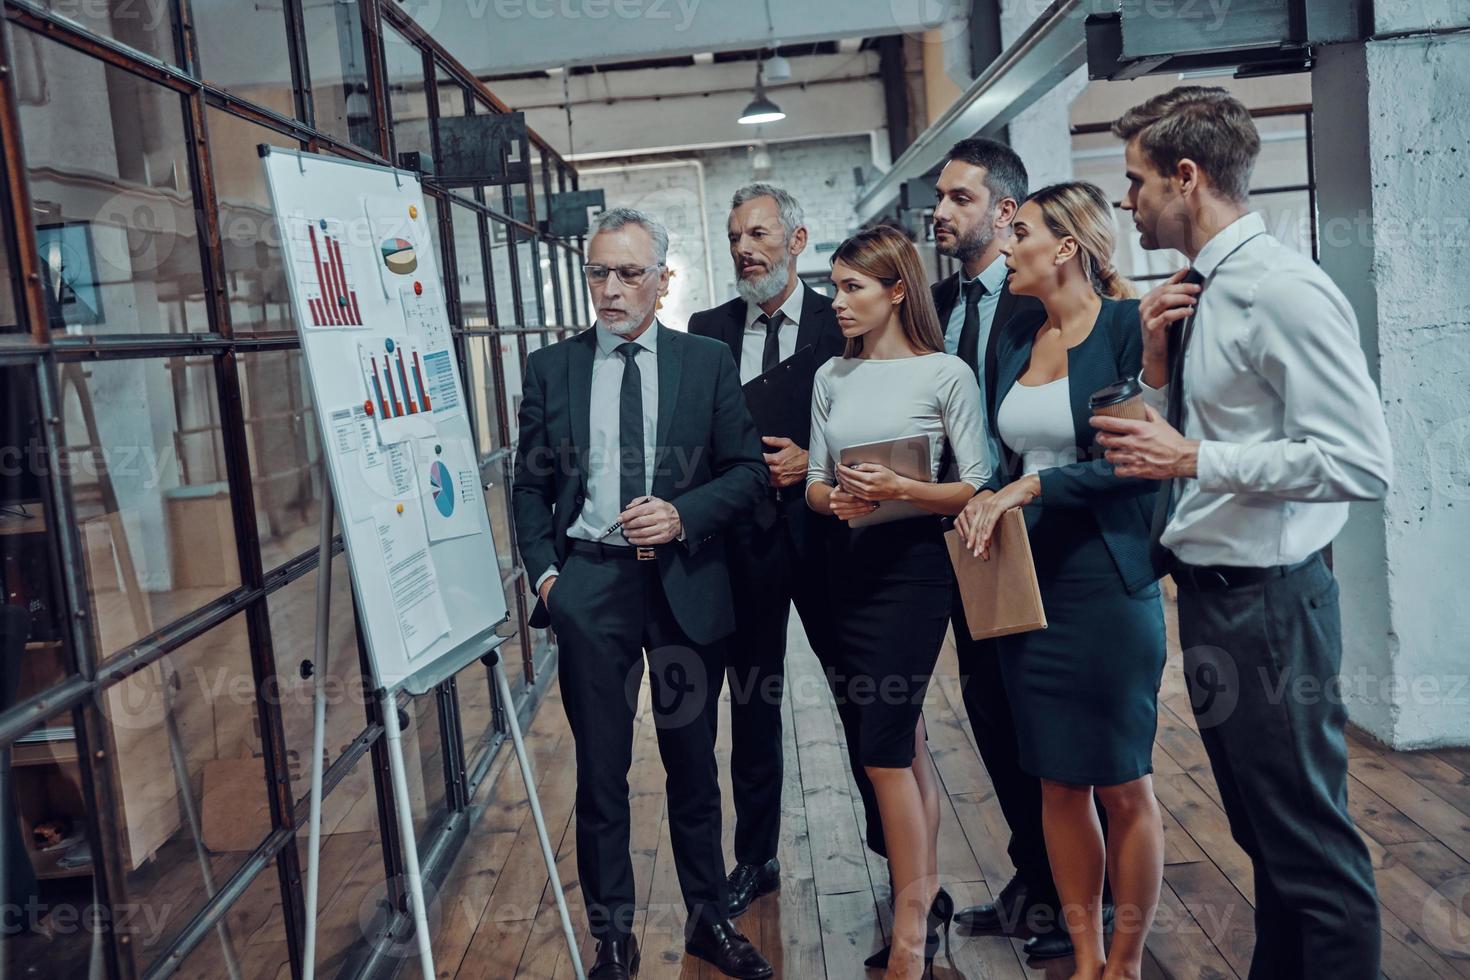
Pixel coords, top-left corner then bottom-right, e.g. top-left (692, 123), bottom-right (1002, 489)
top-left (569, 540), bottom-right (660, 562)
top-left (1167, 553), bottom-right (1319, 592)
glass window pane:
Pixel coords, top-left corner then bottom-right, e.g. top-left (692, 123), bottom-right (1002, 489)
top-left (454, 658), bottom-right (493, 773)
top-left (190, 0), bottom-right (295, 118)
top-left (466, 335), bottom-right (504, 457)
top-left (1256, 189), bottom-right (1314, 259)
top-left (404, 690), bottom-right (447, 840)
top-left (452, 205), bottom-right (489, 330)
top-left (60, 357), bottom-right (242, 655)
top-left (489, 220), bottom-right (517, 327)
top-left (515, 234), bottom-right (543, 327)
top-left (35, 0), bottom-right (179, 64)
top-left (2, 366), bottom-right (75, 701)
top-left (268, 550), bottom-right (367, 809)
top-left (303, 0), bottom-right (376, 151)
top-left (209, 109), bottom-right (299, 335)
top-left (1254, 114), bottom-right (1310, 189)
top-left (239, 350), bottom-right (324, 571)
top-left (420, 193), bottom-right (448, 298)
top-left (291, 750), bottom-right (386, 975)
top-left (499, 333), bottom-right (524, 444)
top-left (494, 623), bottom-right (526, 714)
top-left (482, 458), bottom-right (512, 580)
top-left (5, 709), bottom-right (99, 972)
top-left (384, 26), bottom-right (430, 162)
top-left (15, 31), bottom-right (211, 336)
top-left (168, 858), bottom-right (290, 980)
top-left (109, 615), bottom-right (270, 960)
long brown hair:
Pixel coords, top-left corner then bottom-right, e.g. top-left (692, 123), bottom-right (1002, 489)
top-left (1025, 181), bottom-right (1136, 299)
top-left (830, 225), bottom-right (945, 358)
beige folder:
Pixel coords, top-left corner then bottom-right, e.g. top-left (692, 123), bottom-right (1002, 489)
top-left (944, 509), bottom-right (1047, 640)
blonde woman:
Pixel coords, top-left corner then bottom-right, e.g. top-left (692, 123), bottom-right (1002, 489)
top-left (807, 226), bottom-right (989, 979)
top-left (956, 182), bottom-right (1166, 980)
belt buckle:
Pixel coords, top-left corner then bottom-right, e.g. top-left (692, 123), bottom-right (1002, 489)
top-left (635, 546), bottom-right (657, 561)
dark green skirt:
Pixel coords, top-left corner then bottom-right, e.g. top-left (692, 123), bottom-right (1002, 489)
top-left (997, 504), bottom-right (1165, 786)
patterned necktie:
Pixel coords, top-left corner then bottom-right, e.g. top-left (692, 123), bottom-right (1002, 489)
top-left (759, 312), bottom-right (782, 374)
top-left (1148, 268), bottom-right (1207, 570)
top-left (616, 342), bottom-right (645, 516)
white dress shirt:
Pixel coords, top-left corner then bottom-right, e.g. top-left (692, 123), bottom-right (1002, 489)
top-left (738, 282), bottom-right (806, 384)
top-left (535, 321), bottom-right (662, 591)
top-left (1140, 212), bottom-right (1393, 567)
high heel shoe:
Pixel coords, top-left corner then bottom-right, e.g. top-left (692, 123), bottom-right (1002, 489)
top-left (863, 887), bottom-right (954, 970)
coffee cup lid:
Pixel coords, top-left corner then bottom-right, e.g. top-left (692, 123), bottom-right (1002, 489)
top-left (1089, 377), bottom-right (1142, 409)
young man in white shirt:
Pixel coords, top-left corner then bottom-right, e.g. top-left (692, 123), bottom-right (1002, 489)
top-left (1092, 86), bottom-right (1391, 980)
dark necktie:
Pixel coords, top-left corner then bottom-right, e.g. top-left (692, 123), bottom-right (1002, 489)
top-left (616, 342), bottom-right (645, 517)
top-left (1147, 268), bottom-right (1207, 571)
top-left (955, 278), bottom-right (987, 372)
top-left (759, 312), bottom-right (782, 374)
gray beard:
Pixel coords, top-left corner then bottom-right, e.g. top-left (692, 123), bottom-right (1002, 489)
top-left (599, 306), bottom-right (654, 336)
top-left (734, 261), bottom-right (791, 306)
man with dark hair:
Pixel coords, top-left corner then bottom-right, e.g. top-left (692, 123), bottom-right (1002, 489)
top-left (928, 136), bottom-right (1080, 959)
top-left (687, 184), bottom-right (851, 917)
top-left (1095, 85), bottom-right (1390, 980)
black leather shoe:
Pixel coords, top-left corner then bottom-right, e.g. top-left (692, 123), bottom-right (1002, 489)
top-left (588, 935), bottom-right (640, 979)
top-left (955, 876), bottom-right (1027, 932)
top-left (727, 858), bottom-right (781, 918)
top-left (1022, 905), bottom-right (1114, 961)
top-left (685, 919), bottom-right (773, 979)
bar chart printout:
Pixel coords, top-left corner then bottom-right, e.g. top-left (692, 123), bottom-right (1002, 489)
top-left (292, 216), bottom-right (365, 327)
top-left (358, 336), bottom-right (435, 444)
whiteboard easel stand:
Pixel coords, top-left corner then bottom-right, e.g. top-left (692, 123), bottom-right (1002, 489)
top-left (300, 492), bottom-right (585, 980)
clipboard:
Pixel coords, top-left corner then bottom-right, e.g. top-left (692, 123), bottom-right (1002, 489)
top-left (742, 345), bottom-right (816, 445)
top-left (944, 509), bottom-right (1047, 640)
top-left (839, 434), bottom-right (933, 528)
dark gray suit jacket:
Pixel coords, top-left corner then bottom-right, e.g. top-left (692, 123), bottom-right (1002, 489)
top-left (511, 323), bottom-right (767, 644)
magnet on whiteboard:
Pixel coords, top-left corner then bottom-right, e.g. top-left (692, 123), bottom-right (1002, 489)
top-left (396, 503), bottom-right (404, 514)
top-left (414, 281), bottom-right (423, 296)
top-left (409, 204), bottom-right (418, 219)
top-left (364, 400), bottom-right (374, 415)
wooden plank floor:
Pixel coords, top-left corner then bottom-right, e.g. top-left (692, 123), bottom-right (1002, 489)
top-left (439, 590), bottom-right (1470, 979)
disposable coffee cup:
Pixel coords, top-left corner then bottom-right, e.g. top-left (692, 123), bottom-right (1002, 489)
top-left (1089, 378), bottom-right (1148, 421)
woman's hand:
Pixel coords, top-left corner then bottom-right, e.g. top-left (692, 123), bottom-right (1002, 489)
top-left (829, 486), bottom-right (879, 523)
top-left (837, 462), bottom-right (909, 502)
top-left (957, 475), bottom-right (1040, 558)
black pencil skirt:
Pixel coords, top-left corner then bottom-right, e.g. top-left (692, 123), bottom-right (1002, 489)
top-left (825, 516), bottom-right (954, 769)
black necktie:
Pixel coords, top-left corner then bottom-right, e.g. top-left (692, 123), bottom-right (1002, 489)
top-left (759, 312), bottom-right (782, 374)
top-left (616, 342), bottom-right (645, 517)
top-left (955, 278), bottom-right (987, 373)
top-left (1148, 268), bottom-right (1207, 571)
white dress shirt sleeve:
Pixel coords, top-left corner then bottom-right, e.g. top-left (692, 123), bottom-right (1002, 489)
top-left (1195, 271), bottom-right (1393, 502)
top-left (1139, 373), bottom-right (1169, 415)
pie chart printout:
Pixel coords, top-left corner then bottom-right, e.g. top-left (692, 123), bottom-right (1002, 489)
top-left (430, 460), bottom-right (454, 518)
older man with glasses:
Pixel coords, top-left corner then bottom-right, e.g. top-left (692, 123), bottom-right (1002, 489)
top-left (513, 208), bottom-right (773, 979)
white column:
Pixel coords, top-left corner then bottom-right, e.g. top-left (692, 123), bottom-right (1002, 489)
top-left (1315, 5), bottom-right (1470, 748)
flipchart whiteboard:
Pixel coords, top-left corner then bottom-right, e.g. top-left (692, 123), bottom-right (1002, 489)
top-left (260, 146), bottom-right (508, 696)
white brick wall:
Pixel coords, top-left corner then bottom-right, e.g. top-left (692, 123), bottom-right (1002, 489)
top-left (579, 135), bottom-right (877, 329)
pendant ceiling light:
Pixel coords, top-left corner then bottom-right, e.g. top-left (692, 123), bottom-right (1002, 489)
top-left (738, 61), bottom-right (785, 125)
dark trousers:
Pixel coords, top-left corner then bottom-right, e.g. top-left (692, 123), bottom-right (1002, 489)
top-left (549, 552), bottom-right (728, 940)
top-left (1176, 553), bottom-right (1380, 980)
top-left (724, 508), bottom-right (885, 861)
top-left (950, 596), bottom-right (1059, 907)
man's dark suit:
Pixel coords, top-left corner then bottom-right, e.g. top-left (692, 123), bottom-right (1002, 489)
top-left (931, 271), bottom-right (1061, 908)
top-left (512, 322), bottom-right (766, 939)
top-left (687, 288), bottom-right (887, 862)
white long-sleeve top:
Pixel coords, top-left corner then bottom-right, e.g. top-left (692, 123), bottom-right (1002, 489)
top-left (1141, 212), bottom-right (1393, 568)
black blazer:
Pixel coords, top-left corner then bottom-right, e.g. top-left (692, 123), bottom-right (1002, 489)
top-left (932, 271), bottom-right (1044, 435)
top-left (511, 323), bottom-right (767, 644)
top-left (687, 287), bottom-right (847, 536)
top-left (987, 297), bottom-right (1161, 596)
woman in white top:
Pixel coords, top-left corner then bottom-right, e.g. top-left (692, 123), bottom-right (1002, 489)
top-left (806, 225), bottom-right (990, 979)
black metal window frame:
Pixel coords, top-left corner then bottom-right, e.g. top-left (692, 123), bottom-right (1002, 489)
top-left (0, 1), bottom-right (588, 977)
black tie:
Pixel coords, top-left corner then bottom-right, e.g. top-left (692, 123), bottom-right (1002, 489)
top-left (616, 341), bottom-right (645, 516)
top-left (759, 312), bottom-right (782, 374)
top-left (1148, 268), bottom-right (1207, 572)
top-left (955, 278), bottom-right (987, 373)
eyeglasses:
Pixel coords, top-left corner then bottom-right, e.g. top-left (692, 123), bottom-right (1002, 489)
top-left (583, 263), bottom-right (663, 287)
